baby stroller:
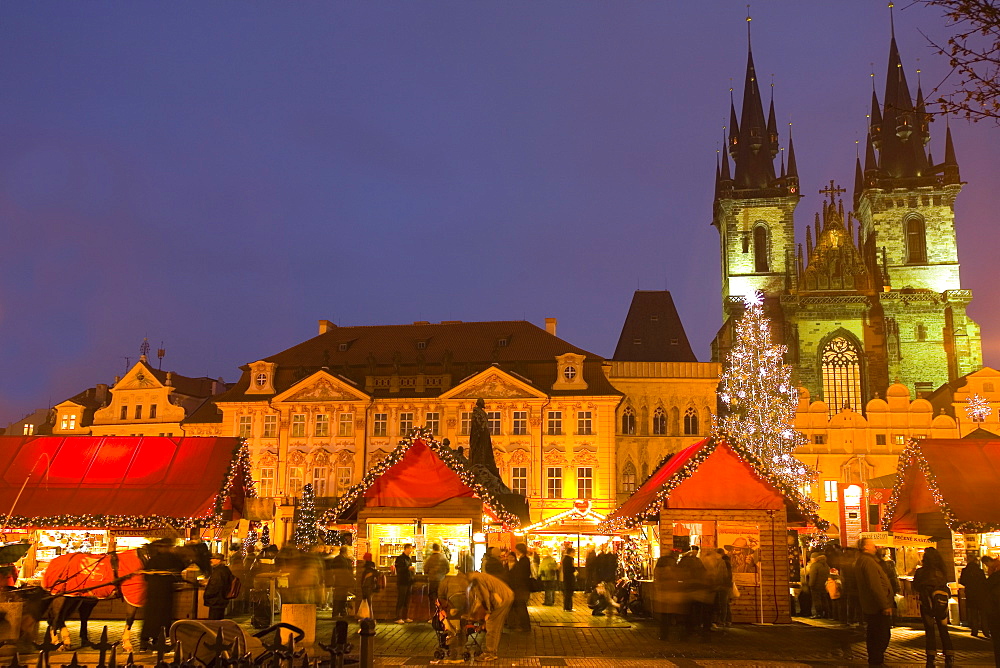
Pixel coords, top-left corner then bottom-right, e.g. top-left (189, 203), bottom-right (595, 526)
top-left (431, 602), bottom-right (486, 662)
top-left (170, 619), bottom-right (305, 667)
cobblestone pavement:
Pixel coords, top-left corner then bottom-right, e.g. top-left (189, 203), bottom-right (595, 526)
top-left (40, 594), bottom-right (996, 667)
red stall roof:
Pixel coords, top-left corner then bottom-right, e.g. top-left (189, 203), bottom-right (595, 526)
top-left (888, 438), bottom-right (1000, 534)
top-left (0, 436), bottom-right (247, 527)
top-left (603, 437), bottom-right (824, 532)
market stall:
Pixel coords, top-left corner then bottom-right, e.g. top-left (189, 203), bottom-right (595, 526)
top-left (520, 500), bottom-right (619, 583)
top-left (0, 435), bottom-right (253, 619)
top-left (601, 437), bottom-right (827, 624)
top-left (886, 437), bottom-right (1000, 623)
top-left (322, 430), bottom-right (524, 620)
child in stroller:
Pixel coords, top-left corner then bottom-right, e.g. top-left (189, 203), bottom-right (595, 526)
top-left (431, 600), bottom-right (485, 664)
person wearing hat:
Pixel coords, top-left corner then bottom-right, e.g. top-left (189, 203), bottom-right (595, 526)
top-left (203, 553), bottom-right (235, 620)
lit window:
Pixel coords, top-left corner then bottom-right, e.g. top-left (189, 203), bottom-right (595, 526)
top-left (373, 413), bottom-right (388, 437)
top-left (238, 416), bottom-right (252, 438)
top-left (622, 462), bottom-right (637, 492)
top-left (312, 467), bottom-right (328, 496)
top-left (398, 412), bottom-right (414, 436)
top-left (683, 407), bottom-right (699, 435)
top-left (621, 407), bottom-right (636, 435)
top-left (577, 411), bottom-right (593, 435)
top-left (149, 404), bottom-right (157, 419)
top-left (22, 424), bottom-right (33, 436)
top-left (314, 414), bottom-right (330, 437)
top-left (821, 336), bottom-right (863, 417)
top-left (824, 480), bottom-right (838, 503)
top-left (339, 413), bottom-right (354, 437)
top-left (263, 414), bottom-right (277, 438)
top-left (652, 408), bottom-right (666, 435)
top-left (288, 467), bottom-right (304, 496)
top-left (60, 415), bottom-right (69, 430)
top-left (546, 467), bottom-right (563, 499)
top-left (486, 411), bottom-right (501, 435)
top-left (905, 216), bottom-right (927, 264)
top-left (258, 468), bottom-right (275, 497)
top-left (68, 415), bottom-right (76, 430)
top-left (460, 412), bottom-right (471, 436)
top-left (511, 467), bottom-right (528, 496)
top-left (894, 434), bottom-right (906, 445)
top-left (291, 414), bottom-right (306, 438)
top-left (425, 412), bottom-right (440, 435)
top-left (547, 411), bottom-right (562, 436)
top-left (336, 466), bottom-right (352, 496)
top-left (512, 411), bottom-right (528, 435)
top-left (577, 467), bottom-right (593, 499)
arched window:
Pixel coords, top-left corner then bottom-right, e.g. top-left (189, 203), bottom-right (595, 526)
top-left (652, 407), bottom-right (666, 435)
top-left (905, 216), bottom-right (927, 264)
top-left (683, 407), bottom-right (699, 435)
top-left (621, 461), bottom-right (637, 493)
top-left (821, 336), bottom-right (863, 418)
top-left (753, 225), bottom-right (769, 272)
top-left (621, 407), bottom-right (636, 435)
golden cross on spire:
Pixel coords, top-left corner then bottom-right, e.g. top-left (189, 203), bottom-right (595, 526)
top-left (818, 180), bottom-right (847, 201)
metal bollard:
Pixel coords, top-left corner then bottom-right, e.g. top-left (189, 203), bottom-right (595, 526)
top-left (332, 621), bottom-right (348, 668)
top-left (357, 619), bottom-right (375, 668)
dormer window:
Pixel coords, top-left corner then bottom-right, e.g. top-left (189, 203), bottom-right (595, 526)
top-left (416, 341), bottom-right (427, 350)
top-left (256, 373), bottom-right (268, 387)
top-left (247, 360), bottom-right (277, 394)
top-left (498, 338), bottom-right (509, 347)
top-left (552, 352), bottom-right (588, 391)
top-left (563, 366), bottom-right (577, 381)
top-left (338, 342), bottom-right (349, 352)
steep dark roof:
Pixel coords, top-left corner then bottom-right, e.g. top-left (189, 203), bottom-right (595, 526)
top-left (613, 291), bottom-right (696, 362)
top-left (206, 320), bottom-right (620, 406)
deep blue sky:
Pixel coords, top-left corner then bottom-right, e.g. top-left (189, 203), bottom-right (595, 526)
top-left (3, 2), bottom-right (999, 424)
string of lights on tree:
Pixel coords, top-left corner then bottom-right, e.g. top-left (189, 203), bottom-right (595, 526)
top-left (885, 439), bottom-right (1000, 534)
top-left (715, 291), bottom-right (814, 489)
top-left (291, 482), bottom-right (319, 548)
top-left (0, 442), bottom-right (257, 530)
top-left (320, 428), bottom-right (521, 530)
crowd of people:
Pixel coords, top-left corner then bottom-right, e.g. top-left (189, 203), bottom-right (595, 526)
top-left (649, 545), bottom-right (734, 641)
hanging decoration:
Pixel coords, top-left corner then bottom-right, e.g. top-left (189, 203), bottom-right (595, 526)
top-left (321, 427), bottom-right (521, 529)
top-left (965, 393), bottom-right (992, 424)
top-left (714, 291), bottom-right (813, 488)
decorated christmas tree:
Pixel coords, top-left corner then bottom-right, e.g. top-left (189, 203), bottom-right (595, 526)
top-left (291, 483), bottom-right (319, 548)
top-left (716, 291), bottom-right (811, 487)
top-left (260, 524), bottom-right (270, 548)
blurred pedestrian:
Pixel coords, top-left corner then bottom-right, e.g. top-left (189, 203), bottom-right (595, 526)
top-left (203, 553), bottom-right (234, 620)
top-left (141, 539), bottom-right (184, 651)
top-left (330, 545), bottom-right (355, 618)
top-left (539, 550), bottom-right (558, 606)
top-left (960, 557), bottom-right (990, 639)
top-left (561, 548), bottom-right (577, 611)
top-left (356, 552), bottom-right (379, 622)
top-left (805, 552), bottom-right (830, 618)
top-left (481, 547), bottom-right (504, 578)
top-left (438, 564), bottom-right (470, 664)
top-left (855, 537), bottom-right (895, 667)
top-left (982, 557), bottom-right (1000, 667)
top-left (423, 543), bottom-right (449, 620)
top-left (394, 544), bottom-right (415, 624)
top-left (914, 547), bottom-right (954, 667)
top-left (585, 547), bottom-right (597, 593)
top-left (467, 570), bottom-right (514, 661)
top-left (678, 548), bottom-right (711, 636)
top-left (507, 543), bottom-right (532, 631)
top-left (715, 549), bottom-right (734, 628)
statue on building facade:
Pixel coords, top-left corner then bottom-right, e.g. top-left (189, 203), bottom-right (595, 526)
top-left (468, 398), bottom-right (503, 482)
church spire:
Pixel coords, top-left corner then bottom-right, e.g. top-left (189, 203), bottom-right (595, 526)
top-left (878, 24), bottom-right (929, 178)
top-left (943, 120), bottom-right (961, 184)
top-left (853, 155), bottom-right (864, 209)
top-left (732, 25), bottom-right (777, 190)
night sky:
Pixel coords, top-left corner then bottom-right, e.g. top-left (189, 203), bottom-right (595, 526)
top-left (3, 2), bottom-right (999, 424)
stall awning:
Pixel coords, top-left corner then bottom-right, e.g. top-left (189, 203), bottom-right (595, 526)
top-left (0, 436), bottom-right (248, 527)
top-left (888, 438), bottom-right (1000, 534)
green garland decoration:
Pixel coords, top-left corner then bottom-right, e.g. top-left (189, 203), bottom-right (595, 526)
top-left (321, 427), bottom-right (521, 529)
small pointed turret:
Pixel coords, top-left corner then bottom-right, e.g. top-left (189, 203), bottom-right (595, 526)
top-left (853, 156), bottom-right (864, 208)
top-left (715, 154), bottom-right (721, 191)
top-left (779, 151), bottom-right (786, 179)
top-left (767, 95), bottom-right (779, 158)
top-left (864, 133), bottom-right (879, 189)
top-left (943, 121), bottom-right (961, 184)
top-left (915, 82), bottom-right (931, 145)
top-left (806, 220), bottom-right (814, 257)
top-left (720, 145), bottom-right (732, 182)
top-left (870, 89), bottom-right (883, 150)
top-left (728, 94), bottom-right (740, 159)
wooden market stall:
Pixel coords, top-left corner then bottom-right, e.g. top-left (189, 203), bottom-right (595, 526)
top-left (0, 435), bottom-right (252, 619)
top-left (886, 437), bottom-right (1000, 622)
top-left (321, 431), bottom-right (525, 620)
top-left (601, 437), bottom-right (827, 624)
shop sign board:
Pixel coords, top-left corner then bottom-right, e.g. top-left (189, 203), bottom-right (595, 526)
top-left (717, 522), bottom-right (759, 586)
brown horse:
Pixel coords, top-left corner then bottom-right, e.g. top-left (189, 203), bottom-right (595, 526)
top-left (41, 549), bottom-right (147, 650)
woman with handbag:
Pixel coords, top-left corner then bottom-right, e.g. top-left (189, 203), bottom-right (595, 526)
top-left (914, 547), bottom-right (954, 667)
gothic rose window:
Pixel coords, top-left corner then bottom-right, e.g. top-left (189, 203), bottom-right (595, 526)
top-left (821, 336), bottom-right (863, 417)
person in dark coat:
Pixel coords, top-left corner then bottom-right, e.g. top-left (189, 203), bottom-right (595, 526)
top-left (329, 545), bottom-right (355, 618)
top-left (982, 557), bottom-right (1000, 667)
top-left (394, 544), bottom-right (415, 624)
top-left (141, 539), bottom-right (186, 650)
top-left (561, 548), bottom-right (577, 611)
top-left (960, 557), bottom-right (990, 639)
top-left (914, 547), bottom-right (954, 667)
top-left (584, 548), bottom-right (597, 593)
top-left (506, 543), bottom-right (532, 631)
top-left (203, 553), bottom-right (234, 620)
top-left (482, 547), bottom-right (504, 578)
top-left (856, 537), bottom-right (895, 667)
top-left (356, 553), bottom-right (379, 622)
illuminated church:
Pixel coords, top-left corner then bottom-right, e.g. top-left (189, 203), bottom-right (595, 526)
top-left (711, 25), bottom-right (982, 412)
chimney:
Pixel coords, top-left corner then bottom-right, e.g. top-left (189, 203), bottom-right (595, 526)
top-left (318, 319), bottom-right (336, 335)
top-left (95, 383), bottom-right (109, 405)
top-left (545, 318), bottom-right (557, 336)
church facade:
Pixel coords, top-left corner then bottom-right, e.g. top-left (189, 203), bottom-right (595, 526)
top-left (712, 31), bottom-right (982, 411)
